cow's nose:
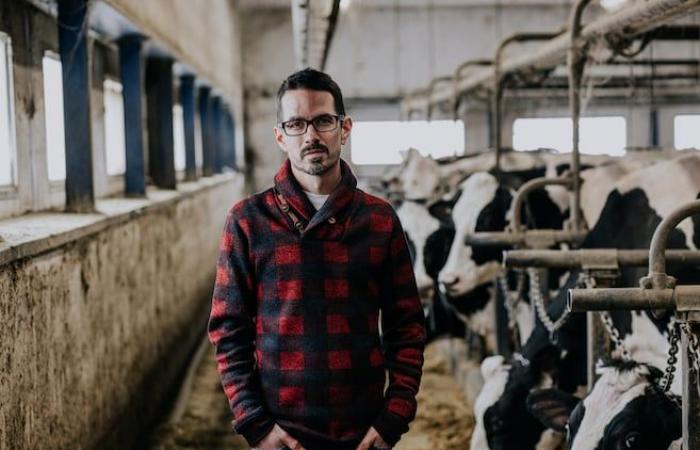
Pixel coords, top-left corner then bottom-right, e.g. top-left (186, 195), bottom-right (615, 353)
top-left (439, 273), bottom-right (459, 289)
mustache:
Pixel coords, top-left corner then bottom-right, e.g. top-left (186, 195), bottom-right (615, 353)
top-left (301, 144), bottom-right (329, 157)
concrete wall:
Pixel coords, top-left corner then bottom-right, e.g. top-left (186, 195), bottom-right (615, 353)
top-left (0, 174), bottom-right (245, 450)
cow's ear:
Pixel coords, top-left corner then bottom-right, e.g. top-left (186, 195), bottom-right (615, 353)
top-left (526, 389), bottom-right (578, 433)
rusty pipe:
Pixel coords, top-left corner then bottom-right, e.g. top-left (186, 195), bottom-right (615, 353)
top-left (427, 75), bottom-right (456, 121)
top-left (645, 199), bottom-right (700, 288)
top-left (511, 176), bottom-right (573, 232)
top-left (492, 32), bottom-right (564, 172)
top-left (452, 59), bottom-right (492, 119)
top-left (568, 0), bottom-right (593, 234)
top-left (504, 249), bottom-right (700, 269)
top-left (568, 285), bottom-right (700, 312)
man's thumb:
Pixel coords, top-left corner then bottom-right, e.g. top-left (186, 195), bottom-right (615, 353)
top-left (281, 434), bottom-right (305, 450)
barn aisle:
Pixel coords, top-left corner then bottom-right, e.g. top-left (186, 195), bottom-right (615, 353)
top-left (148, 340), bottom-right (473, 450)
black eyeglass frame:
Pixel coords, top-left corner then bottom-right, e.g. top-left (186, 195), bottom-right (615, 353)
top-left (277, 114), bottom-right (346, 137)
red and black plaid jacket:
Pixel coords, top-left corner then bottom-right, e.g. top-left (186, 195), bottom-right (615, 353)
top-left (208, 158), bottom-right (426, 449)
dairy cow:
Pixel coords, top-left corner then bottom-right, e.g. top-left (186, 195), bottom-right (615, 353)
top-left (436, 169), bottom-right (566, 351)
top-left (397, 197), bottom-right (464, 341)
top-left (527, 360), bottom-right (682, 450)
top-left (469, 152), bottom-right (700, 450)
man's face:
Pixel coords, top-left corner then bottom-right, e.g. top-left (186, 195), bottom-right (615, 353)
top-left (274, 89), bottom-right (352, 176)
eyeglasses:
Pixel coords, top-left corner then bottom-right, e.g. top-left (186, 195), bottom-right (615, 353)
top-left (278, 114), bottom-right (344, 137)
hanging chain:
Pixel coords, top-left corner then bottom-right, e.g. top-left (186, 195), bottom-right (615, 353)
top-left (599, 311), bottom-right (632, 361)
top-left (496, 269), bottom-right (526, 332)
top-left (527, 267), bottom-right (571, 341)
top-left (659, 318), bottom-right (681, 394)
top-left (679, 322), bottom-right (700, 396)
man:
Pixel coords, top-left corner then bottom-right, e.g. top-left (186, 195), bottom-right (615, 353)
top-left (208, 68), bottom-right (426, 450)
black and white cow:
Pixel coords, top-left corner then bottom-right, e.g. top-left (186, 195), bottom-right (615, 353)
top-left (436, 169), bottom-right (567, 352)
top-left (397, 197), bottom-right (465, 341)
top-left (469, 152), bottom-right (700, 450)
top-left (436, 156), bottom-right (661, 353)
top-left (527, 360), bottom-right (682, 450)
top-left (383, 147), bottom-right (614, 205)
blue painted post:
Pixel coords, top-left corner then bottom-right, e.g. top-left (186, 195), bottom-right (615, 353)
top-left (117, 34), bottom-right (147, 197)
top-left (223, 106), bottom-right (238, 171)
top-left (228, 109), bottom-right (238, 171)
top-left (198, 86), bottom-right (213, 176)
top-left (57, 0), bottom-right (95, 212)
top-left (211, 96), bottom-right (223, 173)
top-left (145, 57), bottom-right (176, 189)
top-left (180, 75), bottom-right (197, 181)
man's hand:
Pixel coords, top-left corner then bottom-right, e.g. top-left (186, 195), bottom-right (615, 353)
top-left (356, 426), bottom-right (391, 450)
top-left (253, 424), bottom-right (307, 450)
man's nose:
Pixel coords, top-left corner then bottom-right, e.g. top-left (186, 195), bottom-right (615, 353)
top-left (303, 122), bottom-right (321, 141)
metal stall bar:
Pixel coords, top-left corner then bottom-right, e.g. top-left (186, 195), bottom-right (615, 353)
top-left (426, 76), bottom-right (456, 120)
top-left (402, 0), bottom-right (700, 113)
top-left (505, 249), bottom-right (700, 269)
top-left (568, 0), bottom-right (593, 233)
top-left (452, 59), bottom-right (491, 120)
top-left (492, 32), bottom-right (563, 172)
top-left (463, 175), bottom-right (588, 248)
top-left (568, 199), bottom-right (700, 449)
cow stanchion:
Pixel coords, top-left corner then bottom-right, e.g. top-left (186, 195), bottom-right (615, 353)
top-left (464, 175), bottom-right (587, 357)
top-left (568, 199), bottom-right (700, 449)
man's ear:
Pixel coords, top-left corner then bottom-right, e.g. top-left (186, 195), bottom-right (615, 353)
top-left (526, 388), bottom-right (578, 433)
top-left (274, 126), bottom-right (287, 153)
top-left (341, 115), bottom-right (352, 145)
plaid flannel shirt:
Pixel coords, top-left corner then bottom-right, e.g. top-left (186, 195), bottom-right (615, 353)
top-left (208, 158), bottom-right (426, 448)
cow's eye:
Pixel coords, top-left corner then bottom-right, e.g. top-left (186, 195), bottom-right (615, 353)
top-left (623, 432), bottom-right (641, 449)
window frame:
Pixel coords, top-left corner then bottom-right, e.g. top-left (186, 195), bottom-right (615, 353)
top-left (0, 31), bottom-right (18, 196)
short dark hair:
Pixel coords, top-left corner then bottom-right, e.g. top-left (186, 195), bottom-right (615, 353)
top-left (276, 68), bottom-right (346, 122)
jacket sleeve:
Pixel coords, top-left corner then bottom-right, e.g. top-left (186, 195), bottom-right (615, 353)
top-left (208, 205), bottom-right (275, 446)
top-left (373, 210), bottom-right (427, 446)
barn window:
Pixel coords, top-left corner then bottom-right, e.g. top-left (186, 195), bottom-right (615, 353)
top-left (0, 33), bottom-right (16, 187)
top-left (674, 115), bottom-right (700, 150)
top-left (173, 104), bottom-right (186, 171)
top-left (512, 116), bottom-right (626, 156)
top-left (351, 120), bottom-right (465, 165)
top-left (42, 52), bottom-right (67, 182)
top-left (103, 79), bottom-right (126, 176)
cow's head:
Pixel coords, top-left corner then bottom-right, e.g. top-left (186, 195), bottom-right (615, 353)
top-left (398, 148), bottom-right (444, 202)
top-left (470, 346), bottom-right (565, 450)
top-left (397, 195), bottom-right (459, 312)
top-left (527, 360), bottom-right (682, 450)
top-left (438, 172), bottom-right (509, 307)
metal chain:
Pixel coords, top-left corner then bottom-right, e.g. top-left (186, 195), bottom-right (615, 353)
top-left (599, 311), bottom-right (632, 361)
top-left (527, 267), bottom-right (571, 341)
top-left (496, 269), bottom-right (526, 331)
top-left (679, 322), bottom-right (700, 396)
top-left (659, 318), bottom-right (681, 394)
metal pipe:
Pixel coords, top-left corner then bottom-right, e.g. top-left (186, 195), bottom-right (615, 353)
top-left (568, 285), bottom-right (700, 312)
top-left (505, 249), bottom-right (700, 269)
top-left (647, 199), bottom-right (700, 287)
top-left (511, 176), bottom-right (573, 232)
top-left (452, 59), bottom-right (491, 119)
top-left (403, 0), bottom-right (700, 111)
top-left (568, 0), bottom-right (593, 233)
top-left (427, 76), bottom-right (456, 120)
top-left (492, 32), bottom-right (562, 171)
top-left (464, 229), bottom-right (588, 248)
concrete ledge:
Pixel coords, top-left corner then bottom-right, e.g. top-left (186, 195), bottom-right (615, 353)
top-left (0, 172), bottom-right (242, 267)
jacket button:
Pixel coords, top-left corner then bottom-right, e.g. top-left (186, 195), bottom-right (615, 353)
top-left (328, 217), bottom-right (336, 224)
top-left (281, 204), bottom-right (290, 212)
top-left (294, 221), bottom-right (304, 230)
